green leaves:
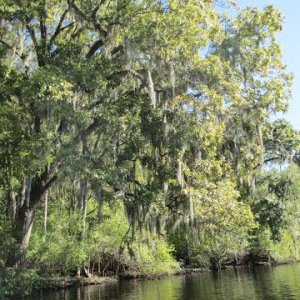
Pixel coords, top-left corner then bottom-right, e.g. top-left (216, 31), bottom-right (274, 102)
top-left (0, 0), bottom-right (298, 277)
top-left (264, 119), bottom-right (300, 164)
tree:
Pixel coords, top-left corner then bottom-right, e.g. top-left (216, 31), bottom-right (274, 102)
top-left (0, 0), bottom-right (293, 271)
top-left (0, 0), bottom-right (227, 267)
top-left (263, 119), bottom-right (300, 165)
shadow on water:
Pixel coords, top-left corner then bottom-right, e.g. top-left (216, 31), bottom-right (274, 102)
top-left (25, 263), bottom-right (300, 300)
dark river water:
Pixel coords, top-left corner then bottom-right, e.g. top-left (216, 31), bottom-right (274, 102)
top-left (27, 264), bottom-right (300, 300)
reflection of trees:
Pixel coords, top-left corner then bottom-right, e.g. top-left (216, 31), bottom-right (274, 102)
top-left (38, 264), bottom-right (300, 300)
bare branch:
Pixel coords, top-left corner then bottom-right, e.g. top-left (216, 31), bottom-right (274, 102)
top-left (86, 39), bottom-right (104, 59)
top-left (0, 39), bottom-right (26, 62)
top-left (0, 39), bottom-right (13, 50)
top-left (49, 9), bottom-right (70, 47)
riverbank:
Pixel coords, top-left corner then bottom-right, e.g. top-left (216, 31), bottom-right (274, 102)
top-left (0, 267), bottom-right (208, 297)
top-left (0, 270), bottom-right (118, 298)
top-left (0, 256), bottom-right (297, 298)
top-left (40, 275), bottom-right (118, 290)
top-left (26, 263), bottom-right (300, 300)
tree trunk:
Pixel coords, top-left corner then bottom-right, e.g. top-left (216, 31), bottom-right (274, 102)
top-left (44, 190), bottom-right (49, 233)
top-left (77, 178), bottom-right (88, 238)
top-left (81, 180), bottom-right (88, 238)
top-left (8, 190), bottom-right (17, 220)
top-left (5, 165), bottom-right (57, 267)
top-left (95, 188), bottom-right (104, 223)
top-left (5, 204), bottom-right (35, 267)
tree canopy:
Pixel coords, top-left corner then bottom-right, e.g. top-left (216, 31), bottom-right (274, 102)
top-left (0, 1), bottom-right (300, 295)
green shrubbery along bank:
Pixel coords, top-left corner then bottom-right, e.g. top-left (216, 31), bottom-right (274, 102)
top-left (0, 0), bottom-right (300, 297)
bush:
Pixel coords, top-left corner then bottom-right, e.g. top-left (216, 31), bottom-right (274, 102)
top-left (0, 268), bottom-right (41, 297)
top-left (131, 236), bottom-right (180, 276)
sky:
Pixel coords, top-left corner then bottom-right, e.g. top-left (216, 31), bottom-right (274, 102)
top-left (237, 0), bottom-right (300, 130)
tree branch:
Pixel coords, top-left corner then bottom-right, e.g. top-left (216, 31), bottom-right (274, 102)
top-left (0, 39), bottom-right (23, 59)
top-left (86, 39), bottom-right (104, 59)
top-left (68, 0), bottom-right (89, 20)
top-left (49, 9), bottom-right (70, 47)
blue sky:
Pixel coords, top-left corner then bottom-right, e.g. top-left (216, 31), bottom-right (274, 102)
top-left (238, 0), bottom-right (300, 130)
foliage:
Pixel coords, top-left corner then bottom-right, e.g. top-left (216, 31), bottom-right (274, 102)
top-left (0, 0), bottom-right (299, 296)
top-left (264, 119), bottom-right (300, 165)
top-left (250, 164), bottom-right (300, 261)
top-left (0, 268), bottom-right (41, 297)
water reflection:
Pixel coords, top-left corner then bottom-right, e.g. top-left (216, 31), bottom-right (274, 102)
top-left (28, 264), bottom-right (300, 300)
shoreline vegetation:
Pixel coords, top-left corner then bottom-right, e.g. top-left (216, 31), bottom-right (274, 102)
top-left (1, 258), bottom-right (298, 299)
top-left (1, 0), bottom-right (300, 298)
top-left (0, 255), bottom-right (299, 297)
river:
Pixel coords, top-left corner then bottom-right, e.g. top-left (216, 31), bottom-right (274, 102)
top-left (26, 263), bottom-right (300, 300)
